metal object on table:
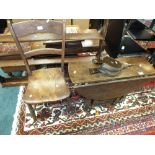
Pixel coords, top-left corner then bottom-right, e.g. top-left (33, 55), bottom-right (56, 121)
top-left (91, 56), bottom-right (134, 77)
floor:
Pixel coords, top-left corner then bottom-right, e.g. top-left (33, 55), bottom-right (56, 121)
top-left (0, 69), bottom-right (19, 135)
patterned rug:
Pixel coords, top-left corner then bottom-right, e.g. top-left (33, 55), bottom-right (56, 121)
top-left (11, 86), bottom-right (155, 135)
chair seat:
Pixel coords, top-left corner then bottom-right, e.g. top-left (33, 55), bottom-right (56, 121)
top-left (23, 68), bottom-right (70, 104)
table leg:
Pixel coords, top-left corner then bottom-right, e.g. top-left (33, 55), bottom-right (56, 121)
top-left (66, 98), bottom-right (76, 115)
top-left (83, 98), bottom-right (94, 112)
top-left (27, 104), bottom-right (37, 122)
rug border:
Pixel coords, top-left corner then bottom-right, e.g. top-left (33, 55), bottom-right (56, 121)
top-left (11, 86), bottom-right (24, 135)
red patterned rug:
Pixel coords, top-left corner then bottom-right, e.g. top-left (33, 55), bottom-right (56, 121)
top-left (11, 86), bottom-right (155, 135)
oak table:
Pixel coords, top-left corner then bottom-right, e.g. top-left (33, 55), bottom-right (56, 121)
top-left (68, 56), bottom-right (155, 101)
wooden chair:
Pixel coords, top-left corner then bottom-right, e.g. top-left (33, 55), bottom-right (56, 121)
top-left (8, 19), bottom-right (70, 121)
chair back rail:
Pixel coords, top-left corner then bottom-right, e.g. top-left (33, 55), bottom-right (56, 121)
top-left (25, 48), bottom-right (62, 58)
top-left (7, 19), bottom-right (66, 75)
top-left (11, 20), bottom-right (63, 37)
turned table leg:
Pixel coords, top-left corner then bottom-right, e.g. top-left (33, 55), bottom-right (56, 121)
top-left (27, 104), bottom-right (37, 122)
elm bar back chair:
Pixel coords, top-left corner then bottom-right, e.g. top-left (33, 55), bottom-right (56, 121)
top-left (8, 19), bottom-right (70, 121)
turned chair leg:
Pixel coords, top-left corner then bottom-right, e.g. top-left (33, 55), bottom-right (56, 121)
top-left (90, 99), bottom-right (94, 108)
top-left (83, 98), bottom-right (94, 112)
top-left (67, 98), bottom-right (76, 115)
top-left (111, 96), bottom-right (124, 105)
top-left (27, 104), bottom-right (37, 122)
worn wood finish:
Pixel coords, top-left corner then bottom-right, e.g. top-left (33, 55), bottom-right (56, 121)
top-left (1, 76), bottom-right (28, 87)
top-left (8, 20), bottom-right (32, 75)
top-left (68, 56), bottom-right (155, 100)
top-left (2, 66), bottom-right (36, 73)
top-left (68, 57), bottom-right (155, 84)
top-left (0, 56), bottom-right (95, 77)
top-left (23, 68), bottom-right (70, 104)
top-left (24, 48), bottom-right (62, 58)
top-left (74, 76), bottom-right (155, 100)
top-left (0, 40), bottom-right (100, 59)
top-left (0, 28), bottom-right (102, 68)
top-left (27, 104), bottom-right (37, 121)
top-left (11, 20), bottom-right (63, 37)
top-left (0, 56), bottom-right (96, 87)
top-left (0, 56), bottom-right (96, 68)
top-left (8, 20), bottom-right (66, 75)
top-left (0, 33), bottom-right (60, 42)
top-left (64, 33), bottom-right (103, 41)
top-left (0, 42), bottom-right (31, 55)
top-left (0, 55), bottom-right (21, 60)
top-left (7, 20), bottom-right (70, 122)
top-left (0, 32), bottom-right (103, 43)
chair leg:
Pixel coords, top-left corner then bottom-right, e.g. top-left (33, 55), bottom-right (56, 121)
top-left (111, 96), bottom-right (124, 105)
top-left (66, 98), bottom-right (76, 115)
top-left (83, 98), bottom-right (92, 112)
top-left (90, 99), bottom-right (94, 108)
top-left (27, 104), bottom-right (37, 122)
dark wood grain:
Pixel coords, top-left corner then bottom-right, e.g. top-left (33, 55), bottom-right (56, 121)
top-left (0, 40), bottom-right (100, 58)
top-left (24, 48), bottom-right (62, 58)
top-left (0, 31), bottom-right (103, 43)
top-left (12, 20), bottom-right (63, 37)
top-left (6, 20), bottom-right (70, 122)
top-left (68, 56), bottom-right (155, 100)
top-left (7, 19), bottom-right (66, 75)
top-left (75, 76), bottom-right (155, 100)
top-left (8, 20), bottom-right (32, 75)
top-left (1, 76), bottom-right (28, 87)
top-left (23, 68), bottom-right (70, 104)
top-left (0, 56), bottom-right (96, 68)
top-left (68, 56), bottom-right (155, 84)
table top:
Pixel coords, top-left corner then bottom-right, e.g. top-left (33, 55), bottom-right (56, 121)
top-left (68, 56), bottom-right (155, 84)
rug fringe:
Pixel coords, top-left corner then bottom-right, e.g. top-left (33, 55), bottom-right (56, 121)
top-left (11, 86), bottom-right (24, 135)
